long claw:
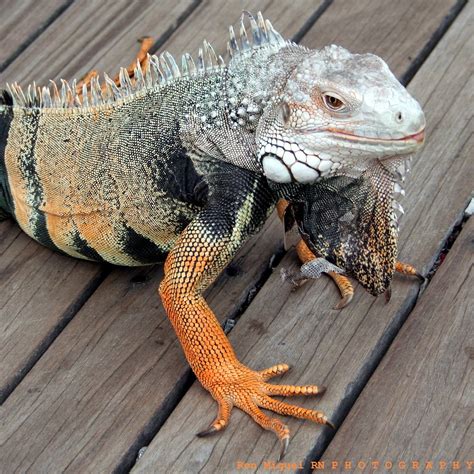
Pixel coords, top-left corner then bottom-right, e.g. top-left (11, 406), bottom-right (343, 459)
top-left (326, 419), bottom-right (336, 429)
top-left (415, 271), bottom-right (425, 282)
top-left (334, 292), bottom-right (353, 310)
top-left (196, 417), bottom-right (228, 437)
top-left (196, 426), bottom-right (218, 437)
top-left (197, 398), bottom-right (230, 437)
top-left (279, 437), bottom-right (289, 461)
top-left (395, 261), bottom-right (424, 280)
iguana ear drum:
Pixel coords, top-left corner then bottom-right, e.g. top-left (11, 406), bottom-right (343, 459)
top-left (291, 161), bottom-right (399, 296)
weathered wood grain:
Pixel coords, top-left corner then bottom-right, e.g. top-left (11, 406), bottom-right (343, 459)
top-left (0, 0), bottom-right (72, 71)
top-left (0, 0), bottom-right (198, 85)
top-left (0, 231), bottom-right (103, 403)
top-left (0, 0), bottom-right (197, 402)
top-left (132, 2), bottom-right (472, 472)
top-left (321, 218), bottom-right (473, 471)
top-left (0, 2), bottom-right (325, 471)
top-left (302, 0), bottom-right (465, 81)
top-left (160, 0), bottom-right (330, 58)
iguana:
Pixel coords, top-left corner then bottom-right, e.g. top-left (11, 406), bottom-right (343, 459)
top-left (0, 12), bottom-right (425, 458)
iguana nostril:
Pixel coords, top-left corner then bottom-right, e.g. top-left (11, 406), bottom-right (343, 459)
top-left (396, 111), bottom-right (403, 122)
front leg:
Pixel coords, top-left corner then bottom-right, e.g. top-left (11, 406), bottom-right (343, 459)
top-left (277, 199), bottom-right (423, 309)
top-left (159, 168), bottom-right (332, 459)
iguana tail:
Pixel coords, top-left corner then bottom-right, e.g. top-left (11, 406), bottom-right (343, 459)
top-left (0, 89), bottom-right (13, 220)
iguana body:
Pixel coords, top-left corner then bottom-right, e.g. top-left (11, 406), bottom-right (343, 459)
top-left (1, 82), bottom-right (209, 264)
top-left (0, 13), bottom-right (425, 457)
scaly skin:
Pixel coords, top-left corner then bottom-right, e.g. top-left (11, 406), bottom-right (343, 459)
top-left (0, 13), bottom-right (427, 458)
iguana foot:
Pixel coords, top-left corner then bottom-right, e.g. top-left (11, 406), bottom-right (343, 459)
top-left (197, 362), bottom-right (332, 460)
top-left (281, 269), bottom-right (351, 309)
top-left (325, 260), bottom-right (424, 309)
top-left (329, 260), bottom-right (424, 309)
top-left (292, 236), bottom-right (422, 309)
top-left (280, 265), bottom-right (350, 309)
top-left (290, 229), bottom-right (423, 309)
top-left (292, 265), bottom-right (423, 310)
top-left (293, 240), bottom-right (353, 309)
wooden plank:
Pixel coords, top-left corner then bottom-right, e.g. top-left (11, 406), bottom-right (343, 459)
top-left (0, 230), bottom-right (103, 403)
top-left (301, 0), bottom-right (465, 81)
top-left (0, 0), bottom-right (72, 71)
top-left (322, 218), bottom-right (473, 470)
top-left (0, 0), bottom-right (197, 401)
top-left (0, 2), bottom-right (324, 472)
top-left (132, 1), bottom-right (472, 472)
top-left (160, 0), bottom-right (329, 57)
top-left (0, 0), bottom-right (198, 84)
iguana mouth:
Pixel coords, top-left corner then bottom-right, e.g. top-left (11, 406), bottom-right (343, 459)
top-left (402, 129), bottom-right (425, 143)
top-left (326, 127), bottom-right (426, 144)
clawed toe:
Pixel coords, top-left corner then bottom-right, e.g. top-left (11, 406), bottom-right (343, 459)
top-left (263, 382), bottom-right (326, 396)
top-left (396, 261), bottom-right (425, 281)
top-left (259, 363), bottom-right (290, 381)
top-left (197, 397), bottom-right (231, 437)
top-left (197, 426), bottom-right (219, 437)
top-left (258, 395), bottom-right (330, 426)
top-left (198, 362), bottom-right (331, 459)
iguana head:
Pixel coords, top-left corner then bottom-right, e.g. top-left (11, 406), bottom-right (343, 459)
top-left (257, 45), bottom-right (425, 184)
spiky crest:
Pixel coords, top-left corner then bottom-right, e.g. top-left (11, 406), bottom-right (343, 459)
top-left (4, 11), bottom-right (287, 110)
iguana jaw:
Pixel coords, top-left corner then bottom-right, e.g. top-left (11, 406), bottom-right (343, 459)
top-left (323, 127), bottom-right (425, 147)
top-left (323, 126), bottom-right (426, 158)
top-left (257, 126), bottom-right (424, 185)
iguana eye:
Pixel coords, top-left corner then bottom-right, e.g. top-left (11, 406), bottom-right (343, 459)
top-left (323, 94), bottom-right (344, 111)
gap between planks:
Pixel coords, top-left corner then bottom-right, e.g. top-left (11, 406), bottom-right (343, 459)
top-left (0, 0), bottom-right (74, 72)
top-left (321, 217), bottom-right (473, 469)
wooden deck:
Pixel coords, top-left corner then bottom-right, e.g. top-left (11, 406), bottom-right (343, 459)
top-left (0, 1), bottom-right (472, 472)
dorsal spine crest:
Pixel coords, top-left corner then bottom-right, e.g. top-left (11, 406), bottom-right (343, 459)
top-left (5, 11), bottom-right (287, 110)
